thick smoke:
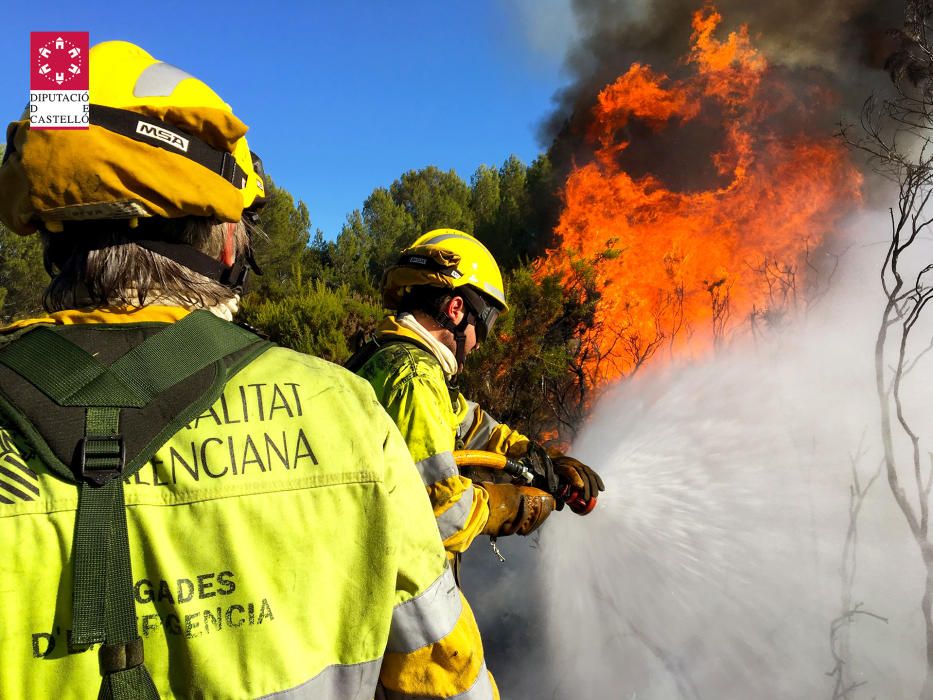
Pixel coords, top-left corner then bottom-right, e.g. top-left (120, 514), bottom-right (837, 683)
top-left (547, 0), bottom-right (901, 132)
top-left (542, 0), bottom-right (903, 192)
top-left (463, 208), bottom-right (933, 698)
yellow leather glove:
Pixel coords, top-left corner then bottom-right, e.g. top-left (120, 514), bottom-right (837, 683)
top-left (480, 482), bottom-right (556, 537)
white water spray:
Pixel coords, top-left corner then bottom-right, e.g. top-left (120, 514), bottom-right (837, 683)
top-left (463, 214), bottom-right (929, 699)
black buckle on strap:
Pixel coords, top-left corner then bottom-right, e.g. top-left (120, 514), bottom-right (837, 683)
top-left (76, 435), bottom-right (126, 486)
top-left (99, 638), bottom-right (144, 674)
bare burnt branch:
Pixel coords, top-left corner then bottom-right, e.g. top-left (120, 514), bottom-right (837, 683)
top-left (705, 276), bottom-right (733, 348)
top-left (828, 426), bottom-right (884, 700)
top-left (804, 240), bottom-right (849, 313)
top-left (862, 7), bottom-right (933, 687)
top-left (902, 331), bottom-right (933, 376)
top-left (827, 605), bottom-right (889, 700)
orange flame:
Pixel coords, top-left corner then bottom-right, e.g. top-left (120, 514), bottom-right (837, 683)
top-left (537, 7), bottom-right (863, 386)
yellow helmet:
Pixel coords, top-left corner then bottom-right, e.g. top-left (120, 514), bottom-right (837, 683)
top-left (383, 228), bottom-right (507, 308)
top-left (382, 229), bottom-right (507, 355)
top-left (0, 41), bottom-right (265, 234)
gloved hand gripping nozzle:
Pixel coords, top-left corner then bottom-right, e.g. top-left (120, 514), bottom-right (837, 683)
top-left (453, 447), bottom-right (604, 516)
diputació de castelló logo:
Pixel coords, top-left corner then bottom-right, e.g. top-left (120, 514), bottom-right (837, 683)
top-left (29, 32), bottom-right (90, 130)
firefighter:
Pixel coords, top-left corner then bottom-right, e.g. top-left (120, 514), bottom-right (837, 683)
top-left (0, 43), bottom-right (496, 700)
top-left (350, 229), bottom-right (605, 556)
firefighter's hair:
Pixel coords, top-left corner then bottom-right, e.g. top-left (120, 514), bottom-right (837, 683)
top-left (41, 217), bottom-right (248, 311)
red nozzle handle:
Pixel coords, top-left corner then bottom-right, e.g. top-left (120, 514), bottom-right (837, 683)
top-left (558, 485), bottom-right (598, 515)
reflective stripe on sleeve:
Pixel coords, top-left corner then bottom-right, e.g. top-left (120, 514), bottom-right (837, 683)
top-left (436, 486), bottom-right (475, 541)
top-left (386, 565), bottom-right (462, 654)
top-left (383, 663), bottom-right (495, 700)
top-left (415, 451), bottom-right (459, 486)
top-left (458, 401), bottom-right (500, 450)
top-left (258, 658), bottom-right (382, 699)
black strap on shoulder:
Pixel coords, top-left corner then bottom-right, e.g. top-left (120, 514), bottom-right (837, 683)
top-left (343, 336), bottom-right (380, 373)
top-left (0, 311), bottom-right (270, 700)
top-left (345, 334), bottom-right (463, 412)
top-left (344, 334), bottom-right (435, 374)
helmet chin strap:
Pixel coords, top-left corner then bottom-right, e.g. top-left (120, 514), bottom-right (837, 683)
top-left (133, 237), bottom-right (258, 296)
top-left (432, 306), bottom-right (476, 374)
top-left (132, 214), bottom-right (263, 296)
top-left (452, 312), bottom-right (476, 374)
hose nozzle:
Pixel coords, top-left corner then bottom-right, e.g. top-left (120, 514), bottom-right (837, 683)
top-left (557, 483), bottom-right (597, 515)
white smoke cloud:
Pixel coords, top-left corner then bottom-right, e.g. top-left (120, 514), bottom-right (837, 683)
top-left (510, 0), bottom-right (581, 63)
top-left (463, 207), bottom-right (932, 698)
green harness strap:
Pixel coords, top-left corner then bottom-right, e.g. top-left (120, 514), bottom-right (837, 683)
top-left (0, 311), bottom-right (270, 700)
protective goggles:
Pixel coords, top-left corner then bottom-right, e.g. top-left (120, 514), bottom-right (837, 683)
top-left (461, 287), bottom-right (501, 343)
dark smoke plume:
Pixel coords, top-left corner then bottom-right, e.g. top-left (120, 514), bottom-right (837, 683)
top-left (542, 0), bottom-right (903, 183)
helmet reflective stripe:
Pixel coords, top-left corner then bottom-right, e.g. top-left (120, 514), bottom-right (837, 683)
top-left (133, 62), bottom-right (196, 98)
top-left (483, 281), bottom-right (504, 301)
top-left (421, 233), bottom-right (474, 244)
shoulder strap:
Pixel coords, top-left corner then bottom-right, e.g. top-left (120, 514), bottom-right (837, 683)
top-left (0, 311), bottom-right (271, 700)
top-left (344, 334), bottom-right (435, 373)
top-left (345, 335), bottom-right (462, 412)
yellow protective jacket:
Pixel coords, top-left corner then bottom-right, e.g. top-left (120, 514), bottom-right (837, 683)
top-left (355, 316), bottom-right (529, 554)
top-left (0, 307), bottom-right (498, 700)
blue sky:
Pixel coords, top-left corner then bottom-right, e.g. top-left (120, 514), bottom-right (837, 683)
top-left (1, 1), bottom-right (578, 238)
